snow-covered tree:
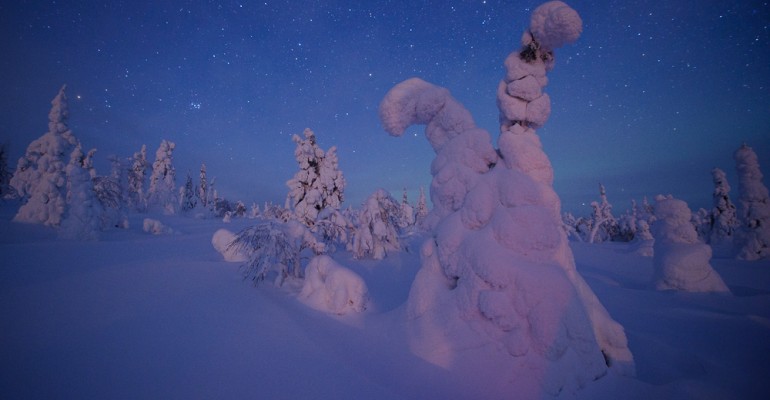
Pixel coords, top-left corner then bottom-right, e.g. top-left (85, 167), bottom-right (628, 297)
top-left (313, 208), bottom-right (351, 253)
top-left (588, 183), bottom-right (618, 243)
top-left (179, 172), bottom-right (196, 212)
top-left (398, 188), bottom-right (416, 229)
top-left (415, 186), bottom-right (429, 226)
top-left (733, 144), bottom-right (770, 260)
top-left (0, 143), bottom-right (14, 199)
top-left (651, 195), bottom-right (729, 293)
top-left (230, 221), bottom-right (324, 286)
top-left (147, 140), bottom-right (177, 214)
top-left (197, 163), bottom-right (209, 209)
top-left (127, 145), bottom-right (148, 212)
top-left (350, 189), bottom-right (401, 260)
top-left (59, 145), bottom-right (101, 240)
top-left (11, 85), bottom-right (80, 226)
top-left (285, 128), bottom-right (345, 226)
top-left (708, 168), bottom-right (739, 252)
top-left (378, 2), bottom-right (633, 393)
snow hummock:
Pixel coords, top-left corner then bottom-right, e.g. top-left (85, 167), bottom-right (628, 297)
top-left (142, 218), bottom-right (174, 235)
top-left (651, 195), bottom-right (730, 293)
top-left (298, 255), bottom-right (369, 315)
top-left (211, 228), bottom-right (248, 262)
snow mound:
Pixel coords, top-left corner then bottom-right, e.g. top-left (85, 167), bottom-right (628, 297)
top-left (211, 228), bottom-right (248, 262)
top-left (142, 218), bottom-right (174, 235)
top-left (652, 196), bottom-right (730, 293)
top-left (299, 255), bottom-right (369, 315)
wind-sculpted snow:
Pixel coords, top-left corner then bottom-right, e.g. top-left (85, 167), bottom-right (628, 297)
top-left (528, 0), bottom-right (583, 51)
top-left (379, 1), bottom-right (634, 395)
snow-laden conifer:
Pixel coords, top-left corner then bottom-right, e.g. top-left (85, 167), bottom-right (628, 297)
top-left (59, 145), bottom-right (101, 240)
top-left (708, 168), bottom-right (739, 253)
top-left (0, 143), bottom-right (14, 199)
top-left (127, 145), bottom-right (148, 212)
top-left (351, 189), bottom-right (401, 260)
top-left (146, 140), bottom-right (177, 214)
top-left (197, 163), bottom-right (209, 209)
top-left (179, 172), bottom-right (196, 212)
top-left (11, 85), bottom-right (79, 226)
top-left (379, 2), bottom-right (633, 393)
top-left (733, 144), bottom-right (770, 260)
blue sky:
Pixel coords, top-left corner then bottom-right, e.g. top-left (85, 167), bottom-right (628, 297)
top-left (1, 0), bottom-right (768, 214)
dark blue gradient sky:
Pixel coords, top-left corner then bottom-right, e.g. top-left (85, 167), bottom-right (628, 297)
top-left (2, 1), bottom-right (768, 214)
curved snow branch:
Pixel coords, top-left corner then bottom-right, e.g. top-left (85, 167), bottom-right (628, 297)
top-left (378, 77), bottom-right (477, 152)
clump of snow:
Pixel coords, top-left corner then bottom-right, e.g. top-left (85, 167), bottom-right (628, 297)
top-left (528, 1), bottom-right (583, 51)
top-left (142, 218), bottom-right (174, 235)
top-left (298, 255), bottom-right (369, 315)
top-left (379, 2), bottom-right (634, 394)
top-left (211, 228), bottom-right (248, 262)
top-left (651, 195), bottom-right (730, 293)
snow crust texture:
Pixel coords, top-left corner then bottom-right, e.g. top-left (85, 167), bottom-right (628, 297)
top-left (379, 2), bottom-right (634, 395)
top-left (652, 196), bottom-right (730, 293)
top-left (299, 255), bottom-right (369, 315)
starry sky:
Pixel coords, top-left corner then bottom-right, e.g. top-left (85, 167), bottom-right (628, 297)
top-left (1, 0), bottom-right (768, 215)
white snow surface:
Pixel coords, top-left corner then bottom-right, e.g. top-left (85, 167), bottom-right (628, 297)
top-left (2, 208), bottom-right (769, 399)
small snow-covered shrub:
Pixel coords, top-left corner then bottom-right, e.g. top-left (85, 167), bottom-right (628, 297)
top-left (230, 221), bottom-right (324, 286)
top-left (142, 218), bottom-right (173, 235)
top-left (211, 228), bottom-right (248, 262)
top-left (299, 255), bottom-right (369, 315)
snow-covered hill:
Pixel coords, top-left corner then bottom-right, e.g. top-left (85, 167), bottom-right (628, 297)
top-left (1, 206), bottom-right (768, 399)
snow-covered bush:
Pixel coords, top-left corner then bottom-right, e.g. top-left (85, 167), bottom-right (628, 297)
top-left (350, 189), bottom-right (401, 260)
top-left (146, 140), bottom-right (177, 214)
top-left (211, 228), bottom-right (248, 262)
top-left (651, 195), bottom-right (729, 293)
top-left (230, 221), bottom-right (324, 286)
top-left (298, 255), bottom-right (369, 315)
top-left (733, 144), bottom-right (770, 260)
top-left (587, 184), bottom-right (619, 243)
top-left (379, 2), bottom-right (633, 394)
top-left (11, 85), bottom-right (79, 226)
top-left (142, 218), bottom-right (174, 235)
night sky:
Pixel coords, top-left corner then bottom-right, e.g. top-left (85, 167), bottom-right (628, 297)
top-left (1, 1), bottom-right (768, 214)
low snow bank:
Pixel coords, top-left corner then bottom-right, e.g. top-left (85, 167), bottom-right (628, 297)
top-left (299, 255), bottom-right (369, 315)
top-left (211, 228), bottom-right (248, 262)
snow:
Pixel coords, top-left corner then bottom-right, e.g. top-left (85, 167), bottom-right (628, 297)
top-left (211, 228), bottom-right (248, 262)
top-left (298, 255), bottom-right (369, 315)
top-left (2, 207), bottom-right (769, 399)
top-left (528, 1), bottom-right (583, 51)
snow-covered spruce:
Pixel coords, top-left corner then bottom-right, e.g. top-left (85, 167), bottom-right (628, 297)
top-left (59, 145), bottom-right (102, 240)
top-left (350, 189), bottom-right (401, 260)
top-left (285, 128), bottom-right (345, 226)
top-left (379, 2), bottom-right (633, 395)
top-left (11, 85), bottom-right (79, 226)
top-left (733, 144), bottom-right (770, 261)
top-left (0, 143), bottom-right (15, 199)
top-left (298, 255), bottom-right (369, 315)
top-left (127, 145), bottom-right (148, 212)
top-left (651, 195), bottom-right (730, 293)
top-left (708, 168), bottom-right (739, 255)
top-left (146, 140), bottom-right (177, 215)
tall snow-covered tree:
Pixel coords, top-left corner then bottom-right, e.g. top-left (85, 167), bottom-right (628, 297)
top-left (0, 143), bottom-right (14, 198)
top-left (415, 186), bottom-right (429, 224)
top-left (398, 187), bottom-right (415, 228)
top-left (588, 183), bottom-right (618, 243)
top-left (350, 189), bottom-right (401, 260)
top-left (179, 172), bottom-right (196, 212)
top-left (127, 145), bottom-right (148, 212)
top-left (709, 168), bottom-right (739, 251)
top-left (378, 2), bottom-right (633, 391)
top-left (59, 145), bottom-right (101, 240)
top-left (197, 163), bottom-right (209, 209)
top-left (285, 128), bottom-right (345, 226)
top-left (733, 144), bottom-right (770, 260)
top-left (147, 140), bottom-right (177, 214)
top-left (11, 85), bottom-right (80, 226)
